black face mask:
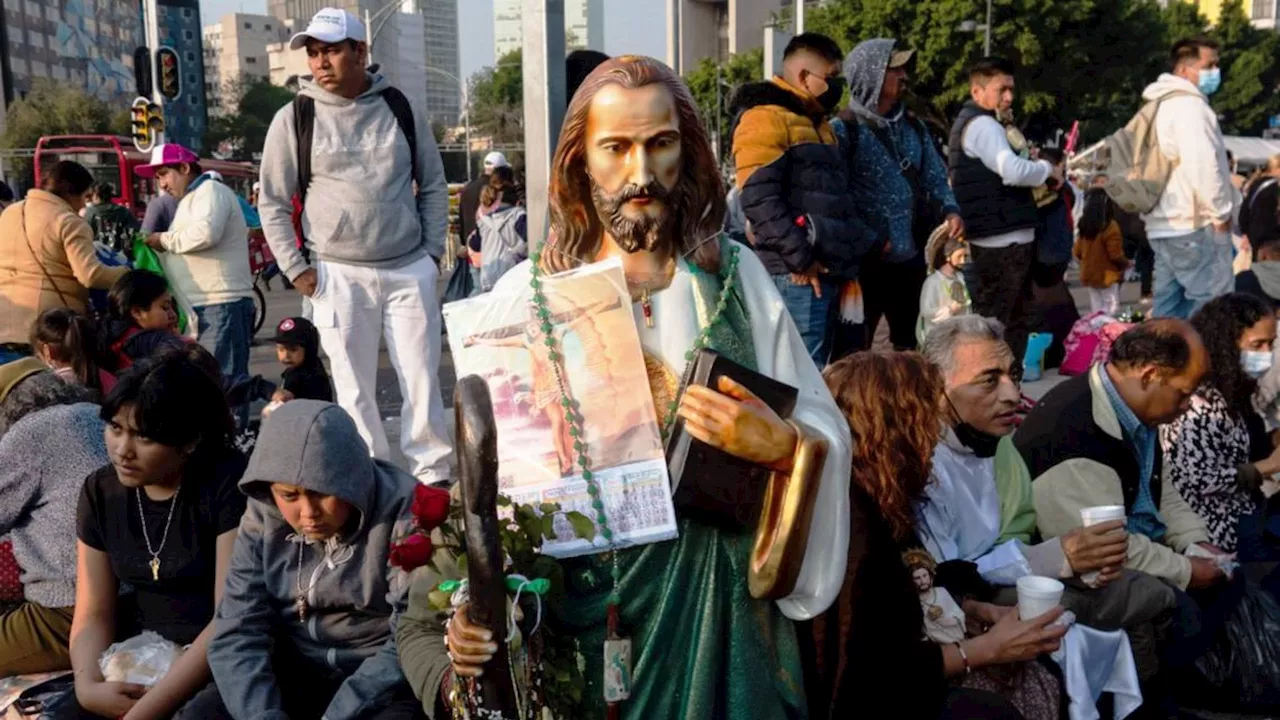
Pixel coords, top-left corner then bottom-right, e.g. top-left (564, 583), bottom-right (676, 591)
top-left (817, 76), bottom-right (846, 113)
top-left (945, 392), bottom-right (1001, 458)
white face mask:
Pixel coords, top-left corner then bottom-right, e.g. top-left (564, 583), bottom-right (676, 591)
top-left (1242, 349), bottom-right (1273, 379)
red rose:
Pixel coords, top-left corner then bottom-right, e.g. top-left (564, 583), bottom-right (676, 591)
top-left (389, 532), bottom-right (434, 571)
top-left (412, 485), bottom-right (451, 531)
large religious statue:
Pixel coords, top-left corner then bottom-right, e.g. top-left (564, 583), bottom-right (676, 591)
top-left (448, 55), bottom-right (852, 719)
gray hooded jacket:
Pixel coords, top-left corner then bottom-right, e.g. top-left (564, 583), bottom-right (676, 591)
top-left (208, 400), bottom-right (418, 720)
top-left (258, 73), bottom-right (450, 282)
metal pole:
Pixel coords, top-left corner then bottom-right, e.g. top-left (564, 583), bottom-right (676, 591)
top-left (985, 0), bottom-right (992, 56)
top-left (522, 0), bottom-right (566, 251)
top-left (464, 85), bottom-right (471, 182)
top-left (795, 0), bottom-right (804, 34)
top-left (714, 62), bottom-right (722, 164)
top-left (364, 8), bottom-right (372, 65)
top-left (144, 0), bottom-right (164, 144)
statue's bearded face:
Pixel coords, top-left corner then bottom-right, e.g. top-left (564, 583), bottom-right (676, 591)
top-left (584, 83), bottom-right (684, 254)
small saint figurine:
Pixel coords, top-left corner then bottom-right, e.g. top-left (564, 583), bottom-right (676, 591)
top-left (903, 549), bottom-right (966, 645)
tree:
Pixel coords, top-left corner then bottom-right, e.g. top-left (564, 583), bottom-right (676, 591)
top-left (203, 76), bottom-right (296, 160)
top-left (684, 48), bottom-right (764, 164)
top-left (1210, 0), bottom-right (1280, 135)
top-left (806, 0), bottom-right (1173, 145)
top-left (1, 80), bottom-right (121, 181)
top-left (469, 49), bottom-right (524, 146)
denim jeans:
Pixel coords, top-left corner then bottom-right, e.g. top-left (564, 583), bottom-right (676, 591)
top-left (771, 274), bottom-right (839, 367)
top-left (1151, 227), bottom-right (1233, 319)
top-left (196, 298), bottom-right (256, 426)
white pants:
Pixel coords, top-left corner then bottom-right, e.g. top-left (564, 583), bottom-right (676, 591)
top-left (309, 255), bottom-right (452, 482)
top-left (1088, 284), bottom-right (1121, 316)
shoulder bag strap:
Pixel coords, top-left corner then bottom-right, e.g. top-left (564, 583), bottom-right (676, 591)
top-left (21, 202), bottom-right (74, 309)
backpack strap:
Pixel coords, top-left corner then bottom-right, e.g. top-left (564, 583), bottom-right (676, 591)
top-left (293, 87), bottom-right (418, 201)
top-left (293, 95), bottom-right (316, 204)
top-left (380, 86), bottom-right (420, 187)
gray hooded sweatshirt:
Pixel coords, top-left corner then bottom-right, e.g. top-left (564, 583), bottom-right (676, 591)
top-left (208, 400), bottom-right (418, 720)
top-left (258, 73), bottom-right (449, 282)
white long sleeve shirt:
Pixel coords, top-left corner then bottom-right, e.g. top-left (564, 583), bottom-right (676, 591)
top-left (1140, 74), bottom-right (1235, 239)
top-left (961, 115), bottom-right (1054, 249)
top-left (159, 177), bottom-right (253, 308)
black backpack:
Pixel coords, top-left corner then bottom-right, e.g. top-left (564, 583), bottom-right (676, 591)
top-left (291, 86), bottom-right (420, 206)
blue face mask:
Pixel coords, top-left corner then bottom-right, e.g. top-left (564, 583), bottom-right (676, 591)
top-left (1242, 349), bottom-right (1273, 379)
top-left (1198, 67), bottom-right (1222, 96)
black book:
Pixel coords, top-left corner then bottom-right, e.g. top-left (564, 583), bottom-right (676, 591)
top-left (665, 349), bottom-right (799, 531)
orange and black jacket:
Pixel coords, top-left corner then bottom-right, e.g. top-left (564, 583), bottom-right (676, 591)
top-left (730, 77), bottom-right (877, 280)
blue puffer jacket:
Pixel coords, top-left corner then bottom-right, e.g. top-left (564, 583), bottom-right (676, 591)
top-left (833, 39), bottom-right (960, 264)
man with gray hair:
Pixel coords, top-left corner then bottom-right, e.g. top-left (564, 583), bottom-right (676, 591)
top-left (920, 317), bottom-right (1179, 681)
top-left (0, 358), bottom-right (108, 675)
top-left (917, 316), bottom-right (1127, 582)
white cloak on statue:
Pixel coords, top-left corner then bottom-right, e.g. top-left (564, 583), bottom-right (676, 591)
top-left (495, 240), bottom-right (852, 619)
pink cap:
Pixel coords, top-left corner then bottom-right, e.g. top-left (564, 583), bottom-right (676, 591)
top-left (135, 144), bottom-right (200, 179)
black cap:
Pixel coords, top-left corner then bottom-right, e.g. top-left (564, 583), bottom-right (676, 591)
top-left (270, 316), bottom-right (318, 346)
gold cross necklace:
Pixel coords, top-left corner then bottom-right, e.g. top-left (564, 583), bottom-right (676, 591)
top-left (136, 487), bottom-right (179, 581)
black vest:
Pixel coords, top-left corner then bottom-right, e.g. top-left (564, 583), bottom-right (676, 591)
top-left (947, 101), bottom-right (1039, 241)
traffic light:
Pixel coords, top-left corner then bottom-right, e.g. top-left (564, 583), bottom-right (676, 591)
top-left (129, 98), bottom-right (164, 153)
top-left (133, 46), bottom-right (152, 98)
top-left (130, 97), bottom-right (152, 153)
top-left (156, 47), bottom-right (180, 101)
top-left (147, 102), bottom-right (165, 137)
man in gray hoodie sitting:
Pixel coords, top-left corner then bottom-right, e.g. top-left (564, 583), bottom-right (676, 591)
top-left (188, 401), bottom-right (425, 719)
top-left (258, 7), bottom-right (452, 485)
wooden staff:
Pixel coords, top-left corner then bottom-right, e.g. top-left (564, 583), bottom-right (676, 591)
top-left (455, 375), bottom-right (520, 717)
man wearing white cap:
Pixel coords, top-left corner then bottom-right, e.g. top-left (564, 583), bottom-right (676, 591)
top-left (258, 7), bottom-right (453, 484)
top-left (458, 151), bottom-right (514, 251)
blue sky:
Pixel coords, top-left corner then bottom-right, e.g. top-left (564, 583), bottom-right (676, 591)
top-left (196, 0), bottom-right (666, 81)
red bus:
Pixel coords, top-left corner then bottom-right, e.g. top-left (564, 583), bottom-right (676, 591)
top-left (33, 135), bottom-right (257, 217)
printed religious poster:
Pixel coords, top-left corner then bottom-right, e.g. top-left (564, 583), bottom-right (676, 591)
top-left (443, 258), bottom-right (678, 558)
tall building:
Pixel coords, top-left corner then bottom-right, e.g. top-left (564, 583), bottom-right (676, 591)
top-left (493, 0), bottom-right (603, 60)
top-left (203, 14), bottom-right (290, 116)
top-left (1165, 0), bottom-right (1279, 28)
top-left (422, 0), bottom-right (460, 126)
top-left (155, 0), bottom-right (210, 150)
top-left (668, 0), bottom-right (797, 74)
top-left (0, 0), bottom-right (142, 137)
top-left (265, 0), bottom-right (459, 126)
top-left (1252, 0), bottom-right (1279, 29)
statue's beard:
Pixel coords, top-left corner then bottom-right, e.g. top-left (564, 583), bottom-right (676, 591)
top-left (590, 180), bottom-right (678, 254)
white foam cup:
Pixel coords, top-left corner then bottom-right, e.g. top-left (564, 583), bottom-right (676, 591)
top-left (1081, 505), bottom-right (1126, 527)
top-left (1016, 576), bottom-right (1065, 621)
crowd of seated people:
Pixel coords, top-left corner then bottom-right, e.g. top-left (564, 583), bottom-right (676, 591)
top-left (2, 285), bottom-right (1280, 718)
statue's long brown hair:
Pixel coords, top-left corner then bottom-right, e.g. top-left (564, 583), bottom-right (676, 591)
top-left (542, 55), bottom-right (725, 274)
top-left (823, 352), bottom-right (944, 542)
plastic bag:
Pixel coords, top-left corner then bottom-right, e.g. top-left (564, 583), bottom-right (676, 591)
top-left (98, 631), bottom-right (181, 687)
top-left (132, 237), bottom-right (198, 340)
top-left (1195, 586), bottom-right (1280, 709)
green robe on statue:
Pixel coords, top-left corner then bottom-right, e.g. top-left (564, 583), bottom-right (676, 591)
top-left (549, 245), bottom-right (808, 720)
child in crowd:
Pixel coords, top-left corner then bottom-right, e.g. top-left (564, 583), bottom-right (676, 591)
top-left (66, 353), bottom-right (246, 720)
top-left (916, 236), bottom-right (971, 345)
top-left (192, 400), bottom-right (424, 719)
top-left (1073, 188), bottom-right (1129, 316)
top-left (101, 270), bottom-right (184, 372)
top-left (270, 316), bottom-right (333, 404)
top-left (30, 307), bottom-right (113, 395)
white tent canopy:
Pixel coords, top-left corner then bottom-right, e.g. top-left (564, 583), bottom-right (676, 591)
top-left (1222, 136), bottom-right (1280, 170)
top-left (1069, 135), bottom-right (1280, 174)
